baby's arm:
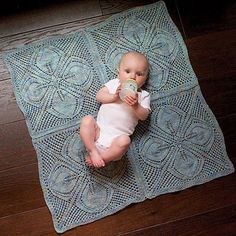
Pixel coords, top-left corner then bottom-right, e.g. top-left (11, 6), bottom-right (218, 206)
top-left (132, 104), bottom-right (150, 121)
top-left (125, 94), bottom-right (150, 121)
top-left (96, 85), bottom-right (121, 104)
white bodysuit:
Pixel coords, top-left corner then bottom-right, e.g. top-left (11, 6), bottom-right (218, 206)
top-left (96, 79), bottom-right (151, 149)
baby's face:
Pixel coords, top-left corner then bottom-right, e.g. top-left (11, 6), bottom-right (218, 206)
top-left (118, 52), bottom-right (149, 88)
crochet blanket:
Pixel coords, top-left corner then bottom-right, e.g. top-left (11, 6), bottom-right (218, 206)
top-left (4, 1), bottom-right (234, 233)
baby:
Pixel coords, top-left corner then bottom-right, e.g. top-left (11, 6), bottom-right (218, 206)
top-left (79, 51), bottom-right (151, 168)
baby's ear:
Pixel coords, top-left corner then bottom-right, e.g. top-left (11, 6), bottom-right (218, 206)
top-left (116, 68), bottom-right (120, 76)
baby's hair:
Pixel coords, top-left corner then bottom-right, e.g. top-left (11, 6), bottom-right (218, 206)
top-left (118, 51), bottom-right (149, 71)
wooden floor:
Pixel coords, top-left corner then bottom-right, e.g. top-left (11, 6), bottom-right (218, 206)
top-left (0, 0), bottom-right (236, 235)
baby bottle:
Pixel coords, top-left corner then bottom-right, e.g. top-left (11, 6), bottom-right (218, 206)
top-left (119, 79), bottom-right (138, 101)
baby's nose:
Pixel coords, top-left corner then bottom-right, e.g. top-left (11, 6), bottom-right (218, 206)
top-left (130, 73), bottom-right (136, 80)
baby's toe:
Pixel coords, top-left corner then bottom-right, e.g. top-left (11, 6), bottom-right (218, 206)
top-left (101, 160), bottom-right (105, 167)
top-left (85, 158), bottom-right (92, 166)
top-left (86, 162), bottom-right (93, 167)
top-left (92, 161), bottom-right (99, 168)
top-left (99, 160), bottom-right (105, 168)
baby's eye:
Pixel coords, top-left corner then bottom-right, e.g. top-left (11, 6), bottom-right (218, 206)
top-left (137, 73), bottom-right (143, 76)
top-left (125, 69), bottom-right (130, 73)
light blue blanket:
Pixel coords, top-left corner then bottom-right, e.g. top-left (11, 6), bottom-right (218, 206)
top-left (4, 1), bottom-right (234, 233)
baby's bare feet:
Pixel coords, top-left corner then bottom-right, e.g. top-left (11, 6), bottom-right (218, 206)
top-left (90, 149), bottom-right (105, 168)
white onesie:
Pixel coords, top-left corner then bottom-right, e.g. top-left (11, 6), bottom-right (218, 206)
top-left (96, 79), bottom-right (151, 149)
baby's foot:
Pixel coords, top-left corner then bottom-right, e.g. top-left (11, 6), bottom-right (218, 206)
top-left (85, 156), bottom-right (93, 166)
top-left (90, 149), bottom-right (105, 168)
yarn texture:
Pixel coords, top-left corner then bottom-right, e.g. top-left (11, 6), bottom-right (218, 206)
top-left (4, 1), bottom-right (234, 233)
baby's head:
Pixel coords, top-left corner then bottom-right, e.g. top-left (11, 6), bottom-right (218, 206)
top-left (118, 51), bottom-right (149, 88)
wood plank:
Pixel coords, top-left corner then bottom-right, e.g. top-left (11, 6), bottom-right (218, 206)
top-left (0, 0), bottom-right (102, 38)
top-left (177, 0), bottom-right (236, 38)
top-left (75, 171), bottom-right (236, 236)
top-left (201, 79), bottom-right (236, 119)
top-left (0, 163), bottom-right (44, 218)
top-left (194, 221), bottom-right (236, 236)
top-left (0, 120), bottom-right (36, 171)
top-left (186, 30), bottom-right (236, 81)
top-left (0, 207), bottom-right (77, 236)
top-left (218, 114), bottom-right (236, 150)
top-left (225, 140), bottom-right (236, 161)
top-left (100, 0), bottom-right (155, 15)
top-left (0, 79), bottom-right (24, 125)
top-left (186, 30), bottom-right (236, 118)
top-left (0, 15), bottom-right (110, 81)
top-left (120, 204), bottom-right (236, 236)
top-left (1, 204), bottom-right (235, 236)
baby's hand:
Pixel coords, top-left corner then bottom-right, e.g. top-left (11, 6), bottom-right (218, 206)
top-left (112, 85), bottom-right (121, 102)
top-left (124, 93), bottom-right (138, 107)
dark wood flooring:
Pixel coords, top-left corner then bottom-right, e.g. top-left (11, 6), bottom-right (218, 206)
top-left (0, 0), bottom-right (236, 235)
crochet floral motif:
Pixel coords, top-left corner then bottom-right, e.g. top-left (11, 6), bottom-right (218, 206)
top-left (21, 46), bottom-right (92, 118)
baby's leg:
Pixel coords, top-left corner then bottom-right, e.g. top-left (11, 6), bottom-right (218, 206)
top-left (101, 135), bottom-right (131, 164)
top-left (79, 115), bottom-right (105, 168)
